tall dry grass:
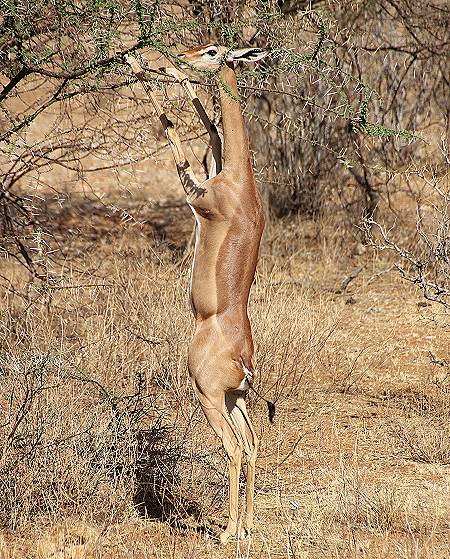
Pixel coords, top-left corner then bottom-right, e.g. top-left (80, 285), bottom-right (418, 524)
top-left (1, 220), bottom-right (449, 558)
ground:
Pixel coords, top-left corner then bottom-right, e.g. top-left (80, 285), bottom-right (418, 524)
top-left (0, 194), bottom-right (449, 559)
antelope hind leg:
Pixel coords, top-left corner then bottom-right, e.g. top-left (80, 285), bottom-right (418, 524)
top-left (228, 393), bottom-right (259, 538)
top-left (197, 394), bottom-right (244, 544)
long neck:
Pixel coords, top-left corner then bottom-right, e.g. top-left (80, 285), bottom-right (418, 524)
top-left (218, 63), bottom-right (252, 177)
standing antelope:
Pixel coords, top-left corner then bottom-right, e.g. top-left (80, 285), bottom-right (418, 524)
top-left (127, 44), bottom-right (270, 544)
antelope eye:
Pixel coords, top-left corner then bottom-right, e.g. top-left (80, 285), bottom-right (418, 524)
top-left (206, 49), bottom-right (218, 56)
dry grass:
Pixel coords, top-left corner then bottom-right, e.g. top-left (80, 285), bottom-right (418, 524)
top-left (1, 207), bottom-right (449, 558)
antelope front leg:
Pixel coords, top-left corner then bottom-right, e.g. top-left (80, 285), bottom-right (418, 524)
top-left (162, 66), bottom-right (222, 176)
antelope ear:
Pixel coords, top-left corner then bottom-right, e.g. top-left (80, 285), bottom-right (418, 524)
top-left (227, 48), bottom-right (268, 62)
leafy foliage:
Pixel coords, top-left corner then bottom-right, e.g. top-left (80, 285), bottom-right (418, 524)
top-left (0, 0), bottom-right (448, 300)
